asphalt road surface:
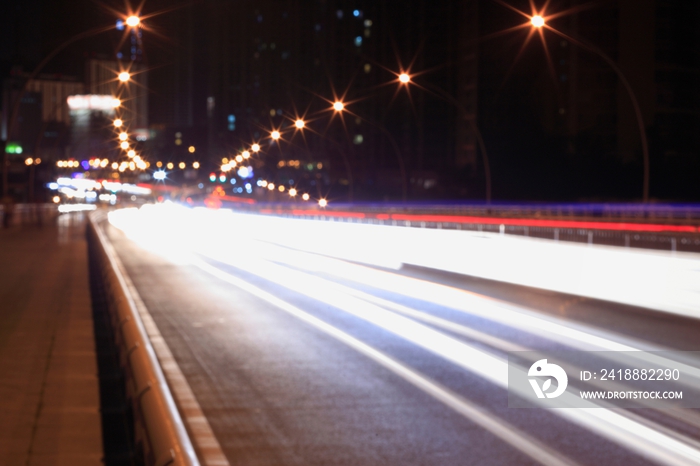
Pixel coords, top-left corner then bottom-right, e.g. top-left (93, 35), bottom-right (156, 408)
top-left (104, 208), bottom-right (700, 466)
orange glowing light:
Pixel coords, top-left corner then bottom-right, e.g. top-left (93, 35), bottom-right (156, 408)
top-left (531, 15), bottom-right (545, 28)
top-left (126, 16), bottom-right (140, 28)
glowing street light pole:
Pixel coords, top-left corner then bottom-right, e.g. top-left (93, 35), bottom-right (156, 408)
top-left (322, 102), bottom-right (356, 202)
top-left (404, 72), bottom-right (492, 203)
top-left (530, 15), bottom-right (651, 202)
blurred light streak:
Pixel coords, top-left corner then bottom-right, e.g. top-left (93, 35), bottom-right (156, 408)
top-left (58, 204), bottom-right (97, 213)
top-left (117, 206), bottom-right (700, 317)
top-left (386, 213), bottom-right (698, 233)
top-left (189, 255), bottom-right (577, 466)
top-left (199, 243), bottom-right (700, 464)
top-left (108, 205), bottom-right (700, 464)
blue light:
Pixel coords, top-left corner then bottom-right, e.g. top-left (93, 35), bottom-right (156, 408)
top-left (116, 20), bottom-right (125, 31)
top-left (81, 161), bottom-right (90, 170)
top-left (48, 182), bottom-right (59, 190)
top-left (230, 178), bottom-right (237, 184)
top-left (354, 36), bottom-right (362, 47)
top-left (198, 183), bottom-right (204, 189)
top-left (353, 10), bottom-right (360, 17)
top-left (237, 166), bottom-right (253, 179)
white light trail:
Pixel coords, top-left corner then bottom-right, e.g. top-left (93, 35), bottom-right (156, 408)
top-left (191, 251), bottom-right (700, 466)
top-left (191, 257), bottom-right (578, 466)
top-left (107, 205), bottom-right (700, 464)
top-left (58, 204), bottom-right (97, 213)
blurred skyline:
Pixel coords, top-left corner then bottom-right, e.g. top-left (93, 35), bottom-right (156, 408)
top-left (1, 0), bottom-right (699, 202)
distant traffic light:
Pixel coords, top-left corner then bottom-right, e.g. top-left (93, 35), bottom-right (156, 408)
top-left (209, 173), bottom-right (216, 182)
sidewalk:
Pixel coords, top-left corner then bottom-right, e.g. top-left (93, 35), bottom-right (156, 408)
top-left (0, 212), bottom-right (103, 465)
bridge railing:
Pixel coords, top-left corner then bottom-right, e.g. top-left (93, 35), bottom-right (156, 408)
top-left (87, 210), bottom-right (200, 466)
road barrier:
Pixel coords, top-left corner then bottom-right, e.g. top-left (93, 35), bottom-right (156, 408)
top-left (87, 211), bottom-right (199, 466)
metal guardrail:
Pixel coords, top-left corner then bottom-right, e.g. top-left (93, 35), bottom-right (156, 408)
top-left (215, 200), bottom-right (700, 225)
top-left (87, 211), bottom-right (199, 466)
top-left (219, 203), bottom-right (700, 254)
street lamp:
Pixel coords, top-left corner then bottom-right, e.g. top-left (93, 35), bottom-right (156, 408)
top-left (530, 15), bottom-right (545, 28)
top-left (251, 143), bottom-right (261, 152)
top-left (118, 71), bottom-right (131, 83)
top-left (295, 119), bottom-right (305, 129)
top-left (523, 13), bottom-right (651, 201)
top-left (271, 130), bottom-right (281, 140)
top-left (398, 73), bottom-right (411, 84)
top-left (333, 101), bottom-right (345, 112)
top-left (113, 118), bottom-right (123, 128)
top-left (125, 16), bottom-right (141, 28)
